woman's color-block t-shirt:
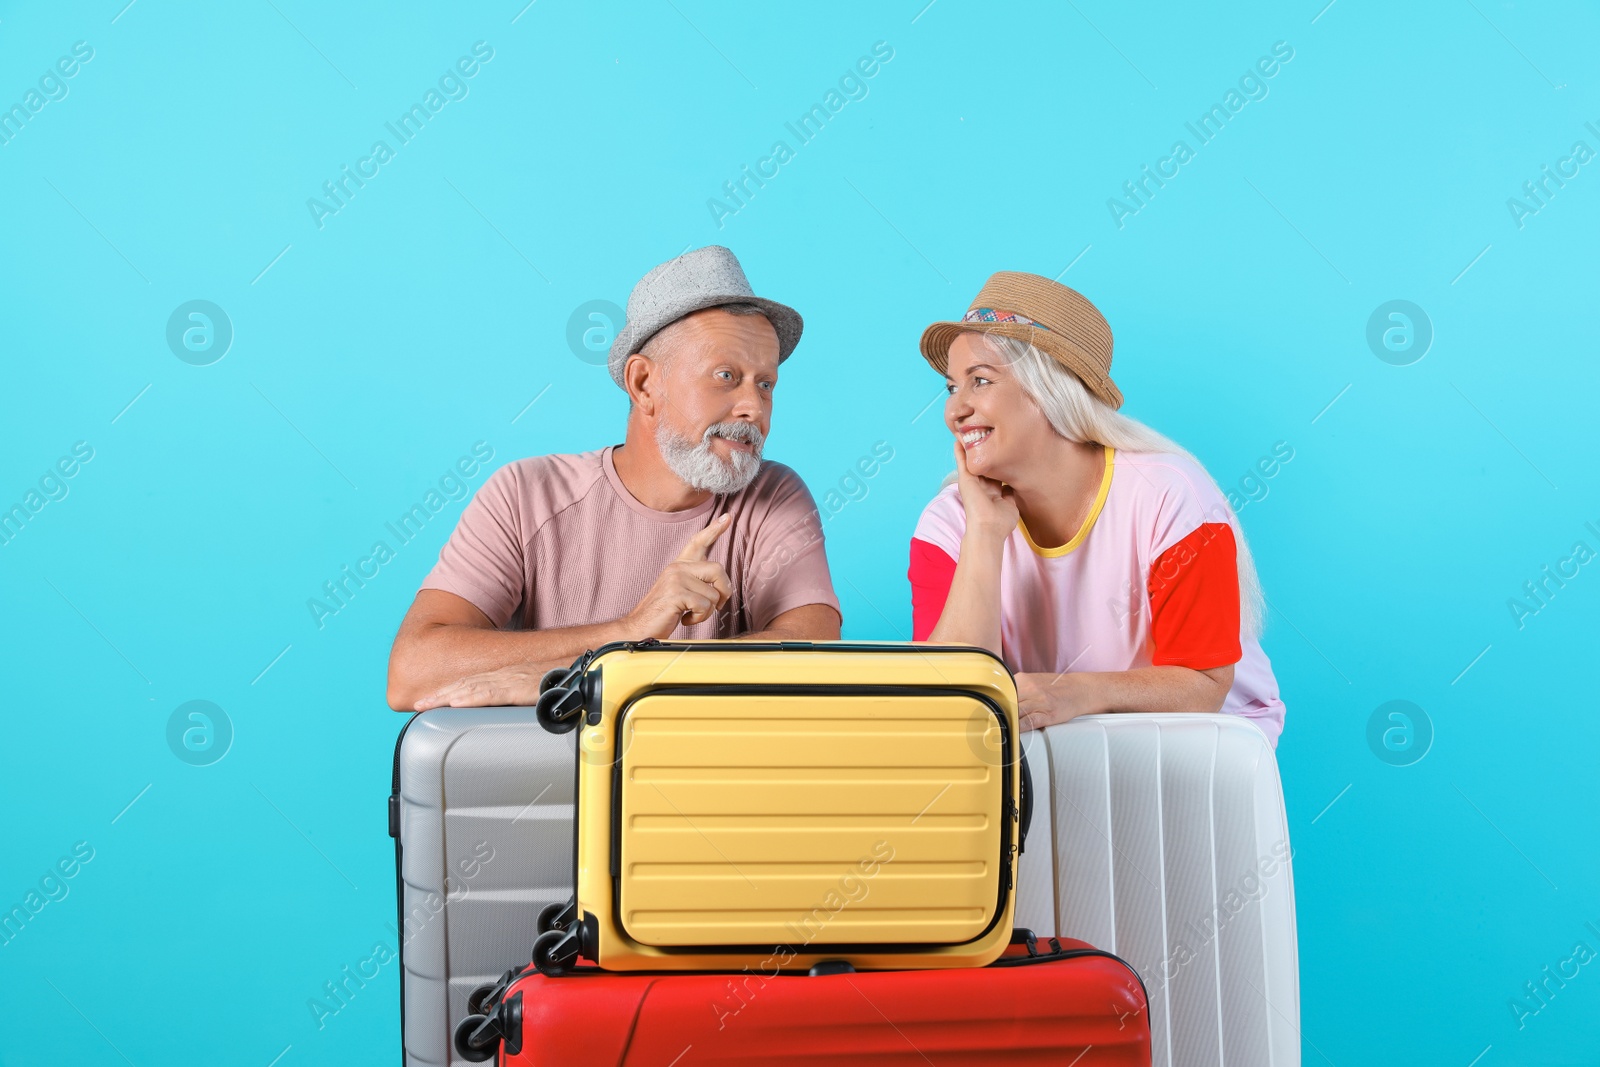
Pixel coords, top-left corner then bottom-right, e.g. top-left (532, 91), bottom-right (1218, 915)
top-left (908, 448), bottom-right (1285, 745)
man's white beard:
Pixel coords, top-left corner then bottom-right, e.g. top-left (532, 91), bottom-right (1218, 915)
top-left (657, 419), bottom-right (766, 495)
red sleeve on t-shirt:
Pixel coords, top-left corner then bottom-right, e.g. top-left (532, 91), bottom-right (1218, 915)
top-left (908, 537), bottom-right (958, 641)
top-left (1147, 523), bottom-right (1242, 669)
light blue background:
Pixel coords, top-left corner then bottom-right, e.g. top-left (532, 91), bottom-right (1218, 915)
top-left (3, 1), bottom-right (1597, 1063)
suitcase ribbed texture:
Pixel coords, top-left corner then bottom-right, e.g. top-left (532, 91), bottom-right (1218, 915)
top-left (1046, 714), bottom-right (1300, 1067)
top-left (618, 693), bottom-right (1002, 947)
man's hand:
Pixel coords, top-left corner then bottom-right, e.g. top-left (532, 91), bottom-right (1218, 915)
top-left (625, 513), bottom-right (733, 638)
top-left (393, 516), bottom-right (738, 711)
top-left (412, 663), bottom-right (549, 711)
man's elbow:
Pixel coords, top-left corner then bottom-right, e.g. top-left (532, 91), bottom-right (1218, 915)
top-left (812, 612), bottom-right (843, 641)
top-left (386, 662), bottom-right (420, 712)
top-left (781, 605), bottom-right (842, 641)
top-left (386, 634), bottom-right (429, 712)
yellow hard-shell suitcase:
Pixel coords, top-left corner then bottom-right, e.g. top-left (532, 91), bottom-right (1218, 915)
top-left (529, 639), bottom-right (1026, 974)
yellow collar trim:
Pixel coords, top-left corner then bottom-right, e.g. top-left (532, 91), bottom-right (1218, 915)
top-left (1017, 448), bottom-right (1115, 558)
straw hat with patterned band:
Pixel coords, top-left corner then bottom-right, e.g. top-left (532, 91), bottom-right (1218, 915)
top-left (919, 271), bottom-right (1122, 410)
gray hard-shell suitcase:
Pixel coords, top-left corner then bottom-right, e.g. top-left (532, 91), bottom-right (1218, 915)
top-left (388, 708), bottom-right (574, 1067)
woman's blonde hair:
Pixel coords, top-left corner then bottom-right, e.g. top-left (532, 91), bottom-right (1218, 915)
top-left (955, 333), bottom-right (1264, 637)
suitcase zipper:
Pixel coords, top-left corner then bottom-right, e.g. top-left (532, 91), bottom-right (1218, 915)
top-left (542, 640), bottom-right (1015, 735)
top-left (584, 638), bottom-right (1013, 677)
top-left (994, 930), bottom-right (1150, 1007)
top-left (389, 711), bottom-right (421, 1067)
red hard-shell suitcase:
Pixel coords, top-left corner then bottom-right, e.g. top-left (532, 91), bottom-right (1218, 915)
top-left (456, 933), bottom-right (1150, 1066)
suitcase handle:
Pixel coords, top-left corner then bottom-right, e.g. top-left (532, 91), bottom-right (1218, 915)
top-left (1018, 750), bottom-right (1032, 853)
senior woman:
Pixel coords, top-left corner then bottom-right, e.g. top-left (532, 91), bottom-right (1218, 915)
top-left (908, 272), bottom-right (1286, 745)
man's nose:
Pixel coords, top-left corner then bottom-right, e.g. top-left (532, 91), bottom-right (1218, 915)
top-left (730, 378), bottom-right (768, 419)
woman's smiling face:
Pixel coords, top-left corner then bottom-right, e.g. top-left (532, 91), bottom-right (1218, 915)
top-left (943, 332), bottom-right (1055, 482)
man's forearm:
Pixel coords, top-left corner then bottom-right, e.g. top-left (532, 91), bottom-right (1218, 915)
top-left (734, 603), bottom-right (842, 643)
top-left (388, 602), bottom-right (842, 712)
top-left (388, 617), bottom-right (638, 709)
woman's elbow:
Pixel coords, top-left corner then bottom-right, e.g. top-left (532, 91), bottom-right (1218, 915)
top-left (1198, 663), bottom-right (1235, 712)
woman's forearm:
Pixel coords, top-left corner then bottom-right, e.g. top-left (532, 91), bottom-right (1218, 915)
top-left (928, 535), bottom-right (1005, 651)
top-left (1070, 664), bottom-right (1234, 715)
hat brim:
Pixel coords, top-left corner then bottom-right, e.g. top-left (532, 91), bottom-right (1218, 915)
top-left (919, 320), bottom-right (1124, 410)
top-left (611, 297), bottom-right (803, 386)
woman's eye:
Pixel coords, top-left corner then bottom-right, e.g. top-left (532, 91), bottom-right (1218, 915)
top-left (944, 383), bottom-right (956, 395)
top-left (974, 376), bottom-right (991, 387)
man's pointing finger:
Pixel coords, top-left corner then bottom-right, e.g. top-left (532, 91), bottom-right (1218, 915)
top-left (677, 512), bottom-right (732, 562)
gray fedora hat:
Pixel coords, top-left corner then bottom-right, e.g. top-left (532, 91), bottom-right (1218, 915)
top-left (608, 245), bottom-right (803, 389)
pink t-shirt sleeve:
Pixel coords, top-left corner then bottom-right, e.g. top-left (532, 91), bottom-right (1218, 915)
top-left (741, 465), bottom-right (840, 631)
top-left (419, 464), bottom-right (527, 627)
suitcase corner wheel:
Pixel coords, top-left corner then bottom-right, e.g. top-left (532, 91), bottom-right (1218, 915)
top-left (532, 911), bottom-right (597, 976)
top-left (535, 667), bottom-right (584, 733)
top-left (536, 896), bottom-right (575, 937)
top-left (453, 989), bottom-right (523, 1063)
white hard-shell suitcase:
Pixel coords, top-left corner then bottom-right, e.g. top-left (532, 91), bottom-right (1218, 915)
top-left (1038, 713), bottom-right (1301, 1067)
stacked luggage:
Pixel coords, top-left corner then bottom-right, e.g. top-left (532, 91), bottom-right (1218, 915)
top-left (394, 640), bottom-right (1154, 1065)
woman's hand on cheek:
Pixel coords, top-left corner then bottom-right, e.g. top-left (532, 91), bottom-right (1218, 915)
top-left (1015, 672), bottom-right (1100, 731)
top-left (954, 438), bottom-right (1019, 548)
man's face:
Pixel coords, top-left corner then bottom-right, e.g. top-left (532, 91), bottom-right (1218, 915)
top-left (645, 308), bottom-right (780, 493)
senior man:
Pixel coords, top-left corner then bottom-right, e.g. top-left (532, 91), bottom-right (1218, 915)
top-left (386, 246), bottom-right (841, 711)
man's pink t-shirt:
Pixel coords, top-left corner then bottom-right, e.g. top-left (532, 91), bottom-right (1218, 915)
top-left (420, 445), bottom-right (840, 636)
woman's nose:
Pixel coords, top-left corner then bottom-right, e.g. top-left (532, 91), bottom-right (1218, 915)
top-left (945, 390), bottom-right (971, 424)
